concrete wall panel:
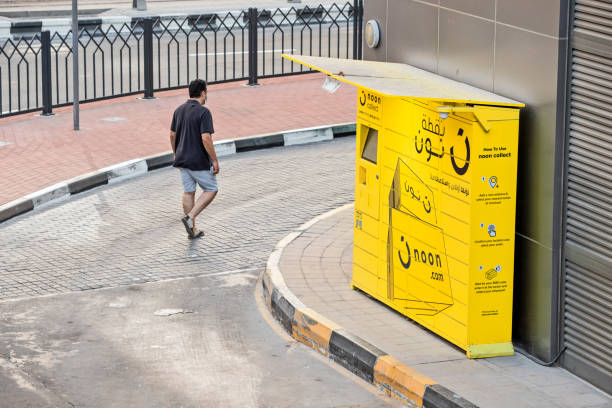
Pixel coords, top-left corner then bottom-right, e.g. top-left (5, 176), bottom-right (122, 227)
top-left (495, 25), bottom-right (560, 248)
top-left (386, 0), bottom-right (438, 72)
top-left (438, 9), bottom-right (494, 90)
top-left (497, 0), bottom-right (562, 37)
top-left (513, 236), bottom-right (553, 360)
top-left (439, 0), bottom-right (495, 20)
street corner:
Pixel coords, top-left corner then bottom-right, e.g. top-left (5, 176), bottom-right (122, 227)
top-left (261, 204), bottom-right (480, 408)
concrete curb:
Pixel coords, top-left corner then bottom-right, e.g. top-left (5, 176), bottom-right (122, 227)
top-left (261, 203), bottom-right (478, 408)
top-left (0, 122), bottom-right (355, 224)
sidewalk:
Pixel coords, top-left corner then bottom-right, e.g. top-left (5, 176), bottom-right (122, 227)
top-left (277, 205), bottom-right (612, 408)
top-left (0, 73), bottom-right (355, 206)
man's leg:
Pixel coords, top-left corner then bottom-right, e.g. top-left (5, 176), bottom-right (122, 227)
top-left (187, 190), bottom-right (217, 229)
top-left (179, 169), bottom-right (199, 237)
top-left (182, 192), bottom-right (195, 215)
top-left (183, 169), bottom-right (218, 236)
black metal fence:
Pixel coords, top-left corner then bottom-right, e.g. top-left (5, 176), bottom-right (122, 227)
top-left (0, 1), bottom-right (363, 118)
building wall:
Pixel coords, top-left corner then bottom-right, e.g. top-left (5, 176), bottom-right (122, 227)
top-left (363, 0), bottom-right (569, 359)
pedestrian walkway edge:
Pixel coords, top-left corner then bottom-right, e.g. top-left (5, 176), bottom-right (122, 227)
top-left (261, 203), bottom-right (479, 408)
top-left (0, 122), bottom-right (355, 224)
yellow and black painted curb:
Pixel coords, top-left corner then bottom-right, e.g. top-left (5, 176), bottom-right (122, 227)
top-left (262, 203), bottom-right (478, 408)
top-left (0, 122), bottom-right (355, 224)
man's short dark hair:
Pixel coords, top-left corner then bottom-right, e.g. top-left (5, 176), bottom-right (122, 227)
top-left (189, 79), bottom-right (207, 98)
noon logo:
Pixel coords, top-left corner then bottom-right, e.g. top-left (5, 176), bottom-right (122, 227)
top-left (450, 128), bottom-right (470, 176)
top-left (413, 120), bottom-right (471, 176)
top-left (359, 90), bottom-right (367, 106)
top-left (397, 235), bottom-right (444, 281)
top-left (359, 90), bottom-right (381, 111)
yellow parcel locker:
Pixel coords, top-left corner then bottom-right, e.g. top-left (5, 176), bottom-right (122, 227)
top-left (283, 55), bottom-right (524, 358)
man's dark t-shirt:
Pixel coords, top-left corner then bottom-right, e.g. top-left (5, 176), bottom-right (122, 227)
top-left (171, 100), bottom-right (214, 171)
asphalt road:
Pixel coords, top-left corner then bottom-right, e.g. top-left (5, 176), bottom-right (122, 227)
top-left (0, 138), bottom-right (398, 407)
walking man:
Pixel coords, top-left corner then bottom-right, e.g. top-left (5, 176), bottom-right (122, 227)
top-left (170, 79), bottom-right (220, 239)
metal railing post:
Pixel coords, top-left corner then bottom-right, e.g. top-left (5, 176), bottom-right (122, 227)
top-left (72, 0), bottom-right (79, 129)
top-left (41, 30), bottom-right (53, 115)
top-left (352, 0), bottom-right (358, 59)
top-left (143, 18), bottom-right (155, 99)
top-left (358, 0), bottom-right (363, 60)
top-left (247, 8), bottom-right (259, 86)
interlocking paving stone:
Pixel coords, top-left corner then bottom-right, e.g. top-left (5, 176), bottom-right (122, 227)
top-left (0, 137), bottom-right (355, 301)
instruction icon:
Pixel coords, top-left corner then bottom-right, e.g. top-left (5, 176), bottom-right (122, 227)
top-left (489, 176), bottom-right (498, 189)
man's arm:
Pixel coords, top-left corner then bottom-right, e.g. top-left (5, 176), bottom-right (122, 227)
top-left (202, 133), bottom-right (219, 174)
top-left (170, 131), bottom-right (176, 154)
top-left (201, 132), bottom-right (219, 174)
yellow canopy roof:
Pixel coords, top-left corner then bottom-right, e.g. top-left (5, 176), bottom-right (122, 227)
top-left (283, 54), bottom-right (524, 107)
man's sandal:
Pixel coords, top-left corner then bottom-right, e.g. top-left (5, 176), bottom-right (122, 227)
top-left (189, 230), bottom-right (204, 240)
top-left (181, 216), bottom-right (195, 238)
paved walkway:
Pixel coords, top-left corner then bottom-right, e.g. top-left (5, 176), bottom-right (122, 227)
top-left (0, 73), bottom-right (355, 206)
top-left (0, 137), bottom-right (355, 301)
top-left (0, 138), bottom-right (400, 407)
top-left (279, 206), bottom-right (612, 408)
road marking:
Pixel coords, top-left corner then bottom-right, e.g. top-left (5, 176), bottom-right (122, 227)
top-left (101, 116), bottom-right (127, 122)
top-left (203, 267), bottom-right (261, 277)
top-left (189, 48), bottom-right (296, 56)
top-left (153, 308), bottom-right (194, 316)
top-left (0, 142), bottom-right (10, 148)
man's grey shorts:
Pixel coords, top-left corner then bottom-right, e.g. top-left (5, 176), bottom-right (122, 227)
top-left (179, 168), bottom-right (218, 193)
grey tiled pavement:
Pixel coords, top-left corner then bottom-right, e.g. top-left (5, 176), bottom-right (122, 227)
top-left (0, 138), bottom-right (355, 300)
top-left (280, 207), bottom-right (612, 408)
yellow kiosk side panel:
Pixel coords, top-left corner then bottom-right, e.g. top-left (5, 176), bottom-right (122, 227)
top-left (353, 209), bottom-right (379, 293)
top-left (466, 106), bottom-right (520, 358)
top-left (353, 244), bottom-right (379, 292)
top-left (353, 88), bottom-right (384, 295)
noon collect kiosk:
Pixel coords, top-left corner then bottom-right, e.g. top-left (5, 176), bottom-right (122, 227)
top-left (283, 54), bottom-right (524, 358)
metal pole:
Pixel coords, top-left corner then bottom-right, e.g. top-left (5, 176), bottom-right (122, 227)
top-left (352, 0), bottom-right (358, 60)
top-left (143, 18), bottom-right (154, 98)
top-left (72, 0), bottom-right (79, 130)
top-left (247, 8), bottom-right (259, 86)
top-left (41, 31), bottom-right (53, 115)
top-left (358, 0), bottom-right (363, 60)
top-left (248, 8), bottom-right (254, 84)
